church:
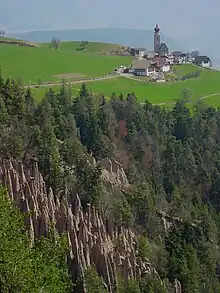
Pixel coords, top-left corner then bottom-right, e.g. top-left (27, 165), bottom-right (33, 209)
top-left (154, 24), bottom-right (169, 56)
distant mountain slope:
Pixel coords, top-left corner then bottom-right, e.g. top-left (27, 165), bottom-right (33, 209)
top-left (9, 28), bottom-right (185, 52)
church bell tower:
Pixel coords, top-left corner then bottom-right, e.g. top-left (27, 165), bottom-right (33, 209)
top-left (154, 24), bottom-right (160, 53)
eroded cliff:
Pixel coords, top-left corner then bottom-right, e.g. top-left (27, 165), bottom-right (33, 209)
top-left (0, 157), bottom-right (181, 293)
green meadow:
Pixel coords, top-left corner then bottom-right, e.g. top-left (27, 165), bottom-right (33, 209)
top-left (40, 41), bottom-right (119, 53)
top-left (172, 64), bottom-right (200, 76)
top-left (201, 95), bottom-right (220, 107)
top-left (70, 68), bottom-right (220, 104)
top-left (0, 43), bottom-right (132, 84)
top-left (1, 38), bottom-right (220, 107)
top-left (32, 65), bottom-right (220, 105)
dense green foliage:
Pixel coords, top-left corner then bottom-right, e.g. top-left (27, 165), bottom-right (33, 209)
top-left (2, 72), bottom-right (220, 292)
top-left (0, 186), bottom-right (71, 292)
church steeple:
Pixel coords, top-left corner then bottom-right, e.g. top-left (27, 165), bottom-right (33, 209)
top-left (154, 24), bottom-right (160, 53)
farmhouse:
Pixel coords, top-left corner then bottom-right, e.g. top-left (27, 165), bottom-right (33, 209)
top-left (152, 56), bottom-right (170, 72)
top-left (167, 54), bottom-right (174, 65)
top-left (193, 56), bottom-right (211, 68)
top-left (132, 59), bottom-right (156, 76)
top-left (172, 51), bottom-right (187, 64)
top-left (133, 48), bottom-right (147, 58)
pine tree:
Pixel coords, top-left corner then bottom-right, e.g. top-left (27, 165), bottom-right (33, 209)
top-left (0, 185), bottom-right (71, 292)
top-left (84, 266), bottom-right (107, 293)
top-left (0, 94), bottom-right (8, 124)
top-left (97, 96), bottom-right (108, 135)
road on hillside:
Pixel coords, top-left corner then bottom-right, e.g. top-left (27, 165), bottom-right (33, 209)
top-left (24, 74), bottom-right (118, 89)
top-left (139, 93), bottom-right (220, 106)
top-left (119, 73), bottom-right (220, 106)
top-left (24, 72), bottom-right (220, 107)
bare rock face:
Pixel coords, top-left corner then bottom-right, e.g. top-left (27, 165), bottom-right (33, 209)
top-left (170, 279), bottom-right (182, 293)
top-left (157, 210), bottom-right (181, 233)
top-left (99, 157), bottom-right (130, 190)
top-left (0, 158), bottom-right (155, 291)
top-left (0, 158), bottom-right (181, 293)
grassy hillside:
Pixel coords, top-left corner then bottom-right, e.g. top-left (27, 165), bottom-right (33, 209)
top-left (36, 65), bottom-right (220, 102)
top-left (1, 38), bottom-right (220, 107)
top-left (172, 64), bottom-right (200, 76)
top-left (41, 41), bottom-right (119, 53)
top-left (0, 43), bottom-right (132, 83)
top-left (69, 68), bottom-right (220, 103)
top-left (201, 94), bottom-right (220, 107)
top-left (31, 66), bottom-right (220, 106)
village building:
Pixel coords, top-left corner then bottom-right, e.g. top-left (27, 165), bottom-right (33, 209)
top-left (172, 51), bottom-right (181, 64)
top-left (127, 24), bottom-right (212, 78)
top-left (144, 50), bottom-right (157, 59)
top-left (154, 24), bottom-right (161, 54)
top-left (138, 48), bottom-right (147, 58)
top-left (132, 48), bottom-right (147, 58)
top-left (132, 59), bottom-right (156, 76)
top-left (172, 51), bottom-right (188, 64)
top-left (152, 56), bottom-right (170, 72)
top-left (158, 43), bottom-right (169, 56)
top-left (180, 53), bottom-right (187, 63)
top-left (193, 56), bottom-right (211, 68)
top-left (154, 24), bottom-right (169, 57)
top-left (167, 54), bottom-right (174, 65)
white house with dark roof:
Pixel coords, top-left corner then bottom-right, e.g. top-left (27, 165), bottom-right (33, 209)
top-left (172, 51), bottom-right (188, 64)
top-left (167, 54), bottom-right (174, 65)
top-left (133, 48), bottom-right (147, 58)
top-left (193, 56), bottom-right (211, 68)
top-left (132, 59), bottom-right (156, 76)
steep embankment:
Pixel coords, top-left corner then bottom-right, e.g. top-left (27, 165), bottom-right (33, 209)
top-left (0, 157), bottom-right (181, 293)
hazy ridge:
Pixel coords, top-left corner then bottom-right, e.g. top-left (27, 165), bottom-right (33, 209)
top-left (9, 28), bottom-right (220, 68)
top-left (9, 28), bottom-right (185, 52)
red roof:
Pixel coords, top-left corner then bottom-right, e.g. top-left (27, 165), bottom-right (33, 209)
top-left (152, 56), bottom-right (167, 67)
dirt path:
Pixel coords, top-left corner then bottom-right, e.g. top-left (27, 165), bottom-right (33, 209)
top-left (122, 73), bottom-right (220, 105)
top-left (140, 93), bottom-right (220, 106)
top-left (120, 73), bottom-right (148, 83)
top-left (25, 73), bottom-right (220, 107)
top-left (199, 93), bottom-right (220, 100)
top-left (24, 74), bottom-right (118, 89)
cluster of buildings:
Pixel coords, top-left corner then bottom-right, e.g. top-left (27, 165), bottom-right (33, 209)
top-left (127, 24), bottom-right (211, 78)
